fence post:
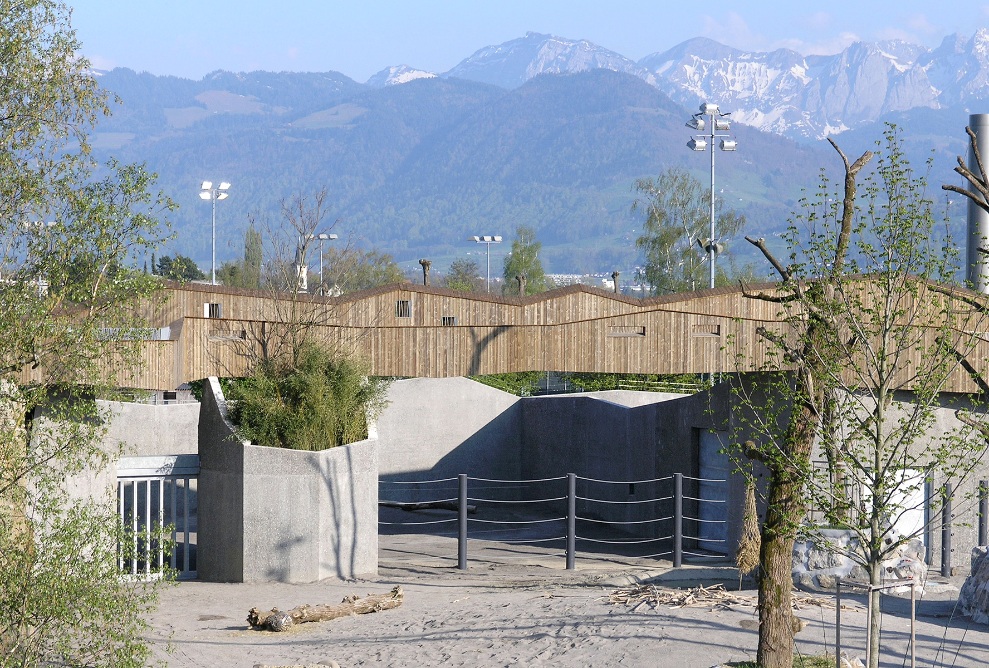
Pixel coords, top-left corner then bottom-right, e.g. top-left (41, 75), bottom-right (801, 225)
top-left (835, 578), bottom-right (842, 668)
top-left (674, 472), bottom-right (683, 568)
top-left (566, 473), bottom-right (576, 570)
top-left (980, 480), bottom-right (988, 547)
top-left (941, 483), bottom-right (953, 578)
top-left (458, 474), bottom-right (467, 570)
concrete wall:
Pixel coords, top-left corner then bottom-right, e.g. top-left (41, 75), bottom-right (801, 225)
top-left (60, 400), bottom-right (199, 505)
top-left (375, 377), bottom-right (522, 501)
top-left (99, 400), bottom-right (200, 457)
top-left (197, 377), bottom-right (378, 583)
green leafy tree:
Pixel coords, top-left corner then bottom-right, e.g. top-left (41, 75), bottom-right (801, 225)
top-left (443, 258), bottom-right (483, 292)
top-left (320, 246), bottom-right (406, 294)
top-left (734, 129), bottom-right (989, 668)
top-left (227, 342), bottom-right (390, 450)
top-left (155, 253), bottom-right (206, 281)
top-left (502, 225), bottom-right (546, 295)
top-left (633, 167), bottom-right (745, 294)
top-left (0, 3), bottom-right (174, 665)
top-left (217, 223), bottom-right (262, 289)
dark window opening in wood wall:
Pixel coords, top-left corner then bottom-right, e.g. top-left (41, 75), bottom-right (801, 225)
top-left (608, 325), bottom-right (646, 337)
top-left (396, 300), bottom-right (412, 318)
top-left (441, 316), bottom-right (457, 326)
top-left (692, 323), bottom-right (720, 337)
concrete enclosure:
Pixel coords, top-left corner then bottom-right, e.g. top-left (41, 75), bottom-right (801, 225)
top-left (197, 378), bottom-right (378, 583)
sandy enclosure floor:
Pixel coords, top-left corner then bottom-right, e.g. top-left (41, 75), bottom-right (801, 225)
top-left (146, 561), bottom-right (989, 668)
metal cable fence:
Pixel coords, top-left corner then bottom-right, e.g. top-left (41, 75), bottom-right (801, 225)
top-left (379, 472), bottom-right (728, 570)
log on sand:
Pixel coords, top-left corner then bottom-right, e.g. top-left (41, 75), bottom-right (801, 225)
top-left (247, 586), bottom-right (404, 632)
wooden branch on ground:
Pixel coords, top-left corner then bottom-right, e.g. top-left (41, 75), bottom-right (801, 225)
top-left (248, 586), bottom-right (404, 632)
top-left (379, 500), bottom-right (477, 513)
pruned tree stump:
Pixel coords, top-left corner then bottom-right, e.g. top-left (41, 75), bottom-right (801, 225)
top-left (247, 586), bottom-right (403, 632)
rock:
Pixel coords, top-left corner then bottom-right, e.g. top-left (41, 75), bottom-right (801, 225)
top-left (792, 529), bottom-right (927, 593)
top-left (960, 547), bottom-right (989, 624)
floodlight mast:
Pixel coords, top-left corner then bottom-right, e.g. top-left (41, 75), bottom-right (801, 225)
top-left (686, 102), bottom-right (737, 289)
top-left (469, 235), bottom-right (502, 293)
top-left (316, 232), bottom-right (338, 295)
top-left (199, 180), bottom-right (231, 285)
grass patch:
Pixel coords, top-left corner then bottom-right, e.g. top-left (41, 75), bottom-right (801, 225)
top-left (728, 656), bottom-right (832, 668)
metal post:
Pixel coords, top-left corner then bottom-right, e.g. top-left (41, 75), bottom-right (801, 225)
top-left (980, 480), bottom-right (988, 546)
top-left (942, 483), bottom-right (953, 577)
top-left (485, 241), bottom-right (491, 293)
top-left (210, 196), bottom-right (216, 285)
top-left (674, 472), bottom-right (683, 568)
top-left (318, 237), bottom-right (324, 294)
top-left (865, 587), bottom-right (873, 663)
top-left (910, 580), bottom-right (916, 668)
top-left (708, 114), bottom-right (716, 290)
top-left (566, 473), bottom-right (576, 570)
top-left (835, 578), bottom-right (842, 668)
top-left (458, 474), bottom-right (468, 570)
top-left (924, 480), bottom-right (933, 565)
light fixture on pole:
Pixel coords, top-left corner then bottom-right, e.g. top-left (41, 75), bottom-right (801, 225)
top-left (687, 102), bottom-right (736, 289)
top-left (199, 181), bottom-right (231, 285)
top-left (316, 232), bottom-right (338, 295)
top-left (469, 235), bottom-right (502, 293)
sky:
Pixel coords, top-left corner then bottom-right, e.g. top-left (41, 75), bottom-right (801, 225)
top-left (71, 1), bottom-right (989, 83)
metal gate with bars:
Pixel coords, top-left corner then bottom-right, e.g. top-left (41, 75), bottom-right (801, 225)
top-left (116, 455), bottom-right (199, 579)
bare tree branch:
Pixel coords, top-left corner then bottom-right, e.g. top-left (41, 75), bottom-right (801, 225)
top-left (827, 138), bottom-right (872, 276)
top-left (744, 236), bottom-right (790, 280)
top-left (942, 127), bottom-right (989, 214)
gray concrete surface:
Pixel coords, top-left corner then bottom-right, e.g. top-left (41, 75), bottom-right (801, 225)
top-left (198, 378), bottom-right (378, 583)
top-left (99, 399), bottom-right (200, 456)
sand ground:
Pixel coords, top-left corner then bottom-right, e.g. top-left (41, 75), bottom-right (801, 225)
top-left (147, 545), bottom-right (989, 668)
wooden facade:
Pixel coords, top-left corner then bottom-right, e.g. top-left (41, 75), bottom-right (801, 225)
top-left (117, 279), bottom-right (989, 393)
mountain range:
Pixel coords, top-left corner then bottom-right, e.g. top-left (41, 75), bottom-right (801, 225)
top-left (89, 30), bottom-right (988, 276)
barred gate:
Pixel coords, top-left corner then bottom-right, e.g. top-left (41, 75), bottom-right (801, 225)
top-left (116, 455), bottom-right (199, 579)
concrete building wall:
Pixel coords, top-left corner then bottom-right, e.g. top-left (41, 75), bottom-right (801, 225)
top-left (375, 377), bottom-right (522, 501)
top-left (99, 400), bottom-right (200, 457)
top-left (198, 377), bottom-right (378, 583)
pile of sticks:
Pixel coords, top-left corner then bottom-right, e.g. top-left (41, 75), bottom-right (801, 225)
top-left (607, 583), bottom-right (844, 613)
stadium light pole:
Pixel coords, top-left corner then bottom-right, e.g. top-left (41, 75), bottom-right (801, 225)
top-left (316, 232), bottom-right (338, 295)
top-left (199, 181), bottom-right (231, 284)
top-left (469, 235), bottom-right (502, 293)
top-left (687, 103), bottom-right (737, 289)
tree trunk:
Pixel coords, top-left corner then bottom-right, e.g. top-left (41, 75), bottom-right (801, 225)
top-left (756, 476), bottom-right (801, 668)
top-left (247, 586), bottom-right (403, 632)
top-left (867, 555), bottom-right (882, 668)
top-left (756, 401), bottom-right (816, 668)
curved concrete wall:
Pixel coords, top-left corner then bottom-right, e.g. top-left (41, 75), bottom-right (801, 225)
top-left (197, 378), bottom-right (378, 583)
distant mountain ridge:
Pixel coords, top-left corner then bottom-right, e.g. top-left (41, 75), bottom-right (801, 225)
top-left (432, 30), bottom-right (989, 140)
top-left (87, 30), bottom-right (983, 276)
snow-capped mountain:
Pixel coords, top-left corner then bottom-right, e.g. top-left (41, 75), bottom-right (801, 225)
top-left (439, 30), bottom-right (989, 140)
top-left (366, 65), bottom-right (436, 88)
top-left (444, 32), bottom-right (654, 89)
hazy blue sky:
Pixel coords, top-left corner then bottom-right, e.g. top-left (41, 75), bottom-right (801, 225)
top-left (72, 1), bottom-right (989, 82)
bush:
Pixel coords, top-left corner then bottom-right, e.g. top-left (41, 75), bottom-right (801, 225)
top-left (227, 343), bottom-right (389, 450)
